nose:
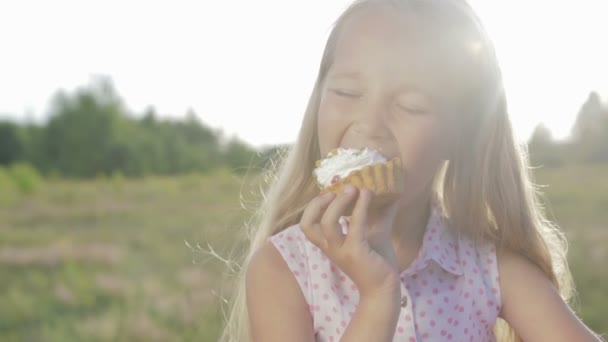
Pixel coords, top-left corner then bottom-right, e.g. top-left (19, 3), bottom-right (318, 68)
top-left (344, 99), bottom-right (394, 156)
top-left (352, 98), bottom-right (392, 141)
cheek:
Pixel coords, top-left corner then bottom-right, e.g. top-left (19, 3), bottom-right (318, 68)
top-left (397, 124), bottom-right (449, 185)
top-left (317, 97), bottom-right (349, 155)
top-left (316, 121), bottom-right (333, 156)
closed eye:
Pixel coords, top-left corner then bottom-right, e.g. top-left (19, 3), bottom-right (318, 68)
top-left (330, 88), bottom-right (361, 99)
top-left (396, 104), bottom-right (429, 115)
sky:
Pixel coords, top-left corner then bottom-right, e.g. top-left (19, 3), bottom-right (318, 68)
top-left (0, 0), bottom-right (607, 149)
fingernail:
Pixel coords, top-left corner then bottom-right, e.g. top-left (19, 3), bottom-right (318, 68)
top-left (343, 184), bottom-right (356, 194)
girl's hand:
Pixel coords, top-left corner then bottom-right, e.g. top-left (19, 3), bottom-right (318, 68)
top-left (300, 185), bottom-right (402, 299)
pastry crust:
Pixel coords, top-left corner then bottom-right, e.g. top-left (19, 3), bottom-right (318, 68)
top-left (317, 155), bottom-right (405, 211)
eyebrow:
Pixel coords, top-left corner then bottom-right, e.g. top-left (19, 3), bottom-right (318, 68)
top-left (327, 71), bottom-right (362, 81)
top-left (395, 83), bottom-right (433, 95)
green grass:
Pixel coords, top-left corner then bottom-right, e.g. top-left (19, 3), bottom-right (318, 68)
top-left (534, 165), bottom-right (608, 335)
top-left (0, 169), bottom-right (252, 341)
top-left (0, 165), bottom-right (606, 341)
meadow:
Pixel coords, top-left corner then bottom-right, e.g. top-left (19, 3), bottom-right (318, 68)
top-left (0, 165), bottom-right (606, 341)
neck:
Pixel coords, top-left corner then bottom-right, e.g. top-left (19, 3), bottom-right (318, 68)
top-left (391, 191), bottom-right (432, 249)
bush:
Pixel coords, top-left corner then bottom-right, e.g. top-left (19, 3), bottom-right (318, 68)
top-left (0, 166), bottom-right (17, 205)
top-left (9, 163), bottom-right (43, 194)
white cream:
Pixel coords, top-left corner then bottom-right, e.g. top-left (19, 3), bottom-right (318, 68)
top-left (313, 147), bottom-right (388, 188)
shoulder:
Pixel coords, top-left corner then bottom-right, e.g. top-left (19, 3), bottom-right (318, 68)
top-left (247, 238), bottom-right (295, 281)
top-left (246, 234), bottom-right (310, 304)
top-left (496, 248), bottom-right (538, 282)
top-left (496, 248), bottom-right (555, 301)
top-left (496, 248), bottom-right (557, 318)
top-left (496, 249), bottom-right (600, 341)
top-left (245, 239), bottom-right (314, 341)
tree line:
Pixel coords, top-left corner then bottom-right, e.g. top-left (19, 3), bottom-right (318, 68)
top-left (0, 77), bottom-right (606, 179)
top-left (528, 91), bottom-right (608, 166)
top-left (0, 77), bottom-right (285, 178)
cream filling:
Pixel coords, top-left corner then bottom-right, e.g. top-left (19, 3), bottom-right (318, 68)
top-left (313, 147), bottom-right (387, 188)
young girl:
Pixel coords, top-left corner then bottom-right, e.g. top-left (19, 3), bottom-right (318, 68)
top-left (220, 0), bottom-right (603, 341)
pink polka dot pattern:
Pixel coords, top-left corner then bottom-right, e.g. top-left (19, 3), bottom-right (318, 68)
top-left (269, 203), bottom-right (502, 341)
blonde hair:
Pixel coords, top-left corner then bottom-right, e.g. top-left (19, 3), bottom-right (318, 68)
top-left (218, 1), bottom-right (574, 341)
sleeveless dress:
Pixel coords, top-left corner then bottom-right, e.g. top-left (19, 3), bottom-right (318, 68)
top-left (269, 203), bottom-right (502, 342)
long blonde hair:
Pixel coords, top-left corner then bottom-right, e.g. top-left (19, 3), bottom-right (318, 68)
top-left (218, 1), bottom-right (573, 341)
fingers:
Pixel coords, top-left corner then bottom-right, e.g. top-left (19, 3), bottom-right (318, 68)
top-left (300, 192), bottom-right (335, 248)
top-left (320, 185), bottom-right (358, 247)
top-left (347, 187), bottom-right (373, 243)
top-left (300, 185), bottom-right (359, 251)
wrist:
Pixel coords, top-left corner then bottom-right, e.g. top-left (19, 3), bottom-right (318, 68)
top-left (356, 290), bottom-right (402, 331)
top-left (359, 274), bottom-right (402, 300)
top-left (359, 281), bottom-right (402, 308)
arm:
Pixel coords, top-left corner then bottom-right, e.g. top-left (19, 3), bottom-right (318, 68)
top-left (339, 289), bottom-right (401, 342)
top-left (246, 240), bottom-right (402, 342)
top-left (497, 249), bottom-right (603, 342)
top-left (246, 240), bottom-right (314, 342)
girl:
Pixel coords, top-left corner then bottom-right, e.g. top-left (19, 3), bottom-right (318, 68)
top-left (221, 0), bottom-right (603, 341)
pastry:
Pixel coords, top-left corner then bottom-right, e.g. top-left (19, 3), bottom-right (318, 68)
top-left (313, 147), bottom-right (404, 212)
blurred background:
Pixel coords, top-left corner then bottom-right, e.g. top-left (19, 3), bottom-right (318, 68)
top-left (0, 0), bottom-right (606, 341)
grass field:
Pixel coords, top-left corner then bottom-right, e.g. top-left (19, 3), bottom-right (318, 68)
top-left (0, 165), bottom-right (606, 341)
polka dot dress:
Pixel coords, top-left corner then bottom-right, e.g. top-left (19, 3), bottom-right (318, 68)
top-left (269, 203), bottom-right (502, 342)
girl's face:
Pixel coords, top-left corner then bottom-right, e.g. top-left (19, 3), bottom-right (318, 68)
top-left (317, 6), bottom-right (459, 204)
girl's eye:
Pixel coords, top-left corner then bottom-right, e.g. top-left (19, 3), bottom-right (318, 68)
top-left (396, 104), bottom-right (429, 115)
top-left (330, 89), bottom-right (361, 98)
